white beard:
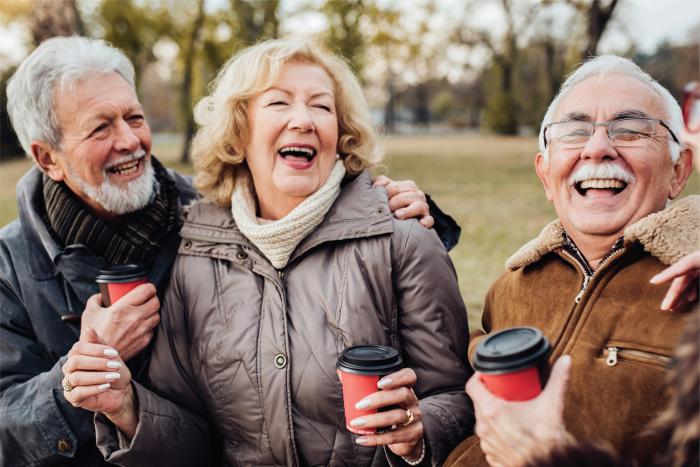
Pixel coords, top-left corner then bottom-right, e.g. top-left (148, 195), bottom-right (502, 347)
top-left (65, 154), bottom-right (157, 215)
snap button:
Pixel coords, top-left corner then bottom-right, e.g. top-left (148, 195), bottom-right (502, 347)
top-left (274, 353), bottom-right (287, 369)
top-left (377, 207), bottom-right (385, 215)
top-left (183, 240), bottom-right (192, 250)
top-left (236, 250), bottom-right (248, 260)
top-left (57, 438), bottom-right (71, 453)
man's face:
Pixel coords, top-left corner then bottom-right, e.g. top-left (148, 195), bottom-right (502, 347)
top-left (45, 72), bottom-right (154, 218)
top-left (536, 74), bottom-right (689, 241)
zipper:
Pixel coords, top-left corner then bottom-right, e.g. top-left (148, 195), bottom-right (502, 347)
top-left (562, 248), bottom-right (626, 304)
top-left (604, 346), bottom-right (672, 367)
top-left (561, 250), bottom-right (591, 303)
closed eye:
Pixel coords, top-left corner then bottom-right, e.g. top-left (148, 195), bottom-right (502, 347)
top-left (90, 123), bottom-right (109, 136)
top-left (313, 104), bottom-right (332, 112)
top-left (268, 101), bottom-right (288, 106)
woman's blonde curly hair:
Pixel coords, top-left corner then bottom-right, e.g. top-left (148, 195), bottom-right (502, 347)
top-left (191, 37), bottom-right (382, 207)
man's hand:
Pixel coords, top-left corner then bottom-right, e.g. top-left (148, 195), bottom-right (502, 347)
top-left (80, 284), bottom-right (160, 362)
top-left (373, 175), bottom-right (434, 228)
top-left (650, 251), bottom-right (700, 311)
top-left (466, 356), bottom-right (572, 467)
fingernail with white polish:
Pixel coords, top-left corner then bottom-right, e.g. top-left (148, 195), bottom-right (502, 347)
top-left (350, 418), bottom-right (366, 427)
top-left (105, 372), bottom-right (120, 380)
top-left (377, 378), bottom-right (392, 389)
top-left (355, 399), bottom-right (371, 410)
top-left (103, 348), bottom-right (118, 357)
top-left (106, 361), bottom-right (122, 369)
top-left (98, 383), bottom-right (110, 391)
top-left (355, 437), bottom-right (368, 445)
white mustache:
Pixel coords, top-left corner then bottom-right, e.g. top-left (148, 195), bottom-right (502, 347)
top-left (568, 163), bottom-right (636, 186)
top-left (105, 149), bottom-right (146, 170)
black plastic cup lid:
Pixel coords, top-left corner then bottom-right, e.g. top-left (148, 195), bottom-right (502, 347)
top-left (96, 264), bottom-right (147, 283)
top-left (473, 327), bottom-right (551, 374)
top-left (337, 345), bottom-right (403, 376)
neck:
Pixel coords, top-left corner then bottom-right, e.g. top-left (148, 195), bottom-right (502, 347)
top-left (256, 194), bottom-right (305, 221)
top-left (566, 230), bottom-right (621, 270)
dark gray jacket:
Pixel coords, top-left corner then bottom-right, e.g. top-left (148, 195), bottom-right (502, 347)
top-left (0, 164), bottom-right (196, 467)
top-left (96, 171), bottom-right (474, 467)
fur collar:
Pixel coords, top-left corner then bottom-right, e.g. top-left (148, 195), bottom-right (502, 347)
top-left (506, 195), bottom-right (700, 271)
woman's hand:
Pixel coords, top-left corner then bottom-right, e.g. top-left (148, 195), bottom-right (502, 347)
top-left (465, 356), bottom-right (572, 467)
top-left (350, 368), bottom-right (424, 460)
top-left (62, 327), bottom-right (138, 438)
top-left (373, 175), bottom-right (434, 228)
top-left (650, 251), bottom-right (700, 311)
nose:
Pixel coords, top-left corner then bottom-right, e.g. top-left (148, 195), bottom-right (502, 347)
top-left (113, 120), bottom-right (141, 153)
top-left (287, 103), bottom-right (314, 133)
top-left (580, 125), bottom-right (618, 161)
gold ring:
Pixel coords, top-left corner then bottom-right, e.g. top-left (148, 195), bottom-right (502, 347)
top-left (62, 380), bottom-right (74, 393)
top-left (401, 408), bottom-right (415, 427)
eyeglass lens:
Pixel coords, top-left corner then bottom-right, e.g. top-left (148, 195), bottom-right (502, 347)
top-left (548, 119), bottom-right (659, 148)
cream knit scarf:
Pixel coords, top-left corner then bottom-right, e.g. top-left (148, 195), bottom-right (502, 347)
top-left (231, 159), bottom-right (346, 269)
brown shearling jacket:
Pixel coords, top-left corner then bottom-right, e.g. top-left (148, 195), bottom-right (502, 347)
top-left (446, 196), bottom-right (699, 467)
top-left (95, 171), bottom-right (474, 466)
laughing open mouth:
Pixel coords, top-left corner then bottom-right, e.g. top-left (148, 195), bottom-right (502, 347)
top-left (574, 178), bottom-right (628, 196)
top-left (278, 146), bottom-right (317, 162)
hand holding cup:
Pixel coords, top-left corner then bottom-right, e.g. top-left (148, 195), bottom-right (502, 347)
top-left (350, 368), bottom-right (424, 459)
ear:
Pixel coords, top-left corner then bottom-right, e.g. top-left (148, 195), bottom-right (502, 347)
top-left (535, 152), bottom-right (554, 202)
top-left (668, 147), bottom-right (693, 200)
top-left (31, 141), bottom-right (65, 182)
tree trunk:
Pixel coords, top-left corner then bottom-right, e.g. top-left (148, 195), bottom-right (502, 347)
top-left (180, 0), bottom-right (206, 165)
top-left (582, 0), bottom-right (619, 59)
top-left (31, 0), bottom-right (83, 45)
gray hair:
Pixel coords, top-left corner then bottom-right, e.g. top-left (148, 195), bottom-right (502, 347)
top-left (6, 36), bottom-right (136, 156)
top-left (538, 55), bottom-right (682, 163)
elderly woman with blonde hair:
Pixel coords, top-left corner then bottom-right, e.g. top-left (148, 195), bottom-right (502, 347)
top-left (61, 38), bottom-right (473, 466)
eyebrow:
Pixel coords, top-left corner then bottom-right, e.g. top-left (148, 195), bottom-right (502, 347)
top-left (611, 110), bottom-right (651, 120)
top-left (265, 87), bottom-right (334, 99)
top-left (559, 112), bottom-right (591, 122)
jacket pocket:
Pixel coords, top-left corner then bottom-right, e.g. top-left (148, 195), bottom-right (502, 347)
top-left (602, 341), bottom-right (672, 368)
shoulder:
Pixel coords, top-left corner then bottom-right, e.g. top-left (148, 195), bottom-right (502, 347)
top-left (167, 169), bottom-right (198, 205)
top-left (390, 217), bottom-right (447, 267)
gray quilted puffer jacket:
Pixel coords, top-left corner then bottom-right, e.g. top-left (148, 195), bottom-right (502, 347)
top-left (96, 171), bottom-right (474, 466)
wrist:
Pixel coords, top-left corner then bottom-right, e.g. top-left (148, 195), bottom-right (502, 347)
top-left (104, 385), bottom-right (138, 439)
top-left (401, 438), bottom-right (426, 466)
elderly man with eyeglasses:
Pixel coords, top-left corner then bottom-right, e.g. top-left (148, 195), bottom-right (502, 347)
top-left (446, 55), bottom-right (698, 467)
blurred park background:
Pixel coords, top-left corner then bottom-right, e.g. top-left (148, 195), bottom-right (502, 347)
top-left (0, 0), bottom-right (698, 329)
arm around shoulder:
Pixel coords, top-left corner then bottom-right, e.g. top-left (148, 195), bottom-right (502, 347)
top-left (392, 220), bottom-right (474, 464)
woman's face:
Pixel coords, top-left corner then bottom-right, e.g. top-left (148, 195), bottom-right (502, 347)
top-left (244, 61), bottom-right (339, 219)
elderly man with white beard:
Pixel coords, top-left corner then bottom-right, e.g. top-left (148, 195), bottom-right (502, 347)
top-left (446, 55), bottom-right (698, 467)
top-left (0, 36), bottom-right (455, 467)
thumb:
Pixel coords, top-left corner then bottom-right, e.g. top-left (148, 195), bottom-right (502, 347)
top-left (542, 355), bottom-right (571, 406)
top-left (81, 326), bottom-right (100, 344)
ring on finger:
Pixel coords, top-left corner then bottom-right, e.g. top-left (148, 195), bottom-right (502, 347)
top-left (62, 380), bottom-right (74, 393)
top-left (401, 408), bottom-right (415, 427)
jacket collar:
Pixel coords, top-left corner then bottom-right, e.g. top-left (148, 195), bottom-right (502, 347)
top-left (17, 166), bottom-right (64, 280)
top-left (180, 171), bottom-right (395, 262)
top-left (506, 195), bottom-right (700, 271)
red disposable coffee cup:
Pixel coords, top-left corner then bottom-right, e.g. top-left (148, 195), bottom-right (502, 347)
top-left (96, 264), bottom-right (148, 306)
top-left (472, 327), bottom-right (551, 401)
top-left (337, 345), bottom-right (403, 435)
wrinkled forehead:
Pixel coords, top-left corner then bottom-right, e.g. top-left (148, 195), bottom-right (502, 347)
top-left (553, 74), bottom-right (667, 122)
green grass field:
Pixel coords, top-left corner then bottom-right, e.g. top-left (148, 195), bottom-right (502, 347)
top-left (2, 134), bottom-right (698, 331)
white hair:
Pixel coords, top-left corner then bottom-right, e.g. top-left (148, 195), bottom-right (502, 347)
top-left (6, 36), bottom-right (136, 156)
top-left (539, 55), bottom-right (682, 163)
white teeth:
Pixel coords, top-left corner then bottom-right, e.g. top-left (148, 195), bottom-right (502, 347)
top-left (279, 146), bottom-right (314, 155)
top-left (579, 178), bottom-right (626, 190)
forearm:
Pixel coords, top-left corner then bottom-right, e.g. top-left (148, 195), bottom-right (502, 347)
top-left (95, 382), bottom-right (211, 466)
top-left (0, 359), bottom-right (94, 466)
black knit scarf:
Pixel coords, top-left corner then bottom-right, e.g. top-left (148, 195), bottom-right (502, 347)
top-left (43, 157), bottom-right (179, 267)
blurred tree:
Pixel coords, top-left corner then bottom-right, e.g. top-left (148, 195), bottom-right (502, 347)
top-left (1, 66), bottom-right (23, 161)
top-left (31, 0), bottom-right (83, 44)
top-left (322, 0), bottom-right (366, 73)
top-left (180, 0), bottom-right (205, 164)
top-left (567, 0), bottom-right (620, 58)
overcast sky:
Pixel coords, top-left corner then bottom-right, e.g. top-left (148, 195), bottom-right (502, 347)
top-left (1, 0), bottom-right (699, 70)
